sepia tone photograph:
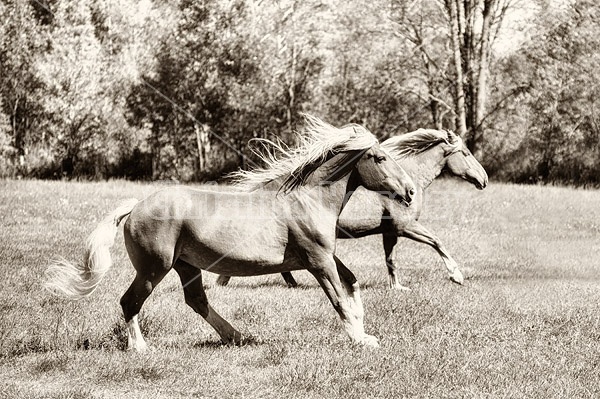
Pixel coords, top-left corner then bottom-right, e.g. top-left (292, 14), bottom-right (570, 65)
top-left (1, 0), bottom-right (598, 397)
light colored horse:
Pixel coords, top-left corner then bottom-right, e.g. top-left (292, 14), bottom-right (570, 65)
top-left (217, 128), bottom-right (487, 290)
top-left (44, 115), bottom-right (416, 350)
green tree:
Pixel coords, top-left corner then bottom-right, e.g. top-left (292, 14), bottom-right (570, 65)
top-left (35, 1), bottom-right (112, 176)
top-left (386, 0), bottom-right (455, 131)
top-left (444, 0), bottom-right (513, 154)
top-left (319, 0), bottom-right (452, 136)
top-left (251, 0), bottom-right (325, 136)
top-left (0, 0), bottom-right (47, 173)
top-left (489, 0), bottom-right (600, 185)
top-left (128, 0), bottom-right (266, 180)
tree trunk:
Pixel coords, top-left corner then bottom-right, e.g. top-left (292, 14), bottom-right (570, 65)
top-left (287, 42), bottom-right (297, 137)
top-left (446, 0), bottom-right (468, 137)
top-left (463, 1), bottom-right (477, 145)
top-left (471, 0), bottom-right (495, 155)
top-left (195, 123), bottom-right (210, 173)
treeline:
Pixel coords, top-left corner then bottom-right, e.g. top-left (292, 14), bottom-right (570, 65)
top-left (1, 0), bottom-right (598, 185)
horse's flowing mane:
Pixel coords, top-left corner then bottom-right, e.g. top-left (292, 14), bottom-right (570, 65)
top-left (382, 128), bottom-right (462, 159)
top-left (229, 114), bottom-right (378, 192)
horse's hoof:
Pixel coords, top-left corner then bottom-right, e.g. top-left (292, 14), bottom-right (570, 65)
top-left (283, 273), bottom-right (298, 288)
top-left (127, 341), bottom-right (149, 352)
top-left (449, 269), bottom-right (464, 285)
top-left (215, 276), bottom-right (230, 286)
top-left (390, 283), bottom-right (411, 291)
top-left (359, 334), bottom-right (380, 348)
top-left (222, 338), bottom-right (240, 346)
top-left (222, 332), bottom-right (247, 346)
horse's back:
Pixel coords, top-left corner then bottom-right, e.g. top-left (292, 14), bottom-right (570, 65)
top-left (124, 186), bottom-right (295, 274)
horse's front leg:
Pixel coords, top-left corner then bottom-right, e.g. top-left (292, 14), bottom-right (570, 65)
top-left (308, 254), bottom-right (379, 347)
top-left (402, 221), bottom-right (464, 284)
top-left (333, 255), bottom-right (376, 344)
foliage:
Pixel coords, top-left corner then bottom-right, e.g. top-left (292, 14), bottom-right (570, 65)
top-left (487, 0), bottom-right (600, 185)
top-left (0, 0), bottom-right (48, 176)
top-left (129, 0), bottom-right (263, 180)
top-left (443, 0), bottom-right (513, 155)
top-left (0, 0), bottom-right (598, 185)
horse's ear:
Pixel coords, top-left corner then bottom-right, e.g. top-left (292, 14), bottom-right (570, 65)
top-left (446, 130), bottom-right (459, 145)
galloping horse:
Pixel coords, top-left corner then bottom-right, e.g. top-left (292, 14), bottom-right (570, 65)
top-left (44, 115), bottom-right (415, 349)
top-left (217, 128), bottom-right (487, 290)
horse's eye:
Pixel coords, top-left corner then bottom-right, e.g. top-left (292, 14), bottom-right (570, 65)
top-left (375, 155), bottom-right (386, 163)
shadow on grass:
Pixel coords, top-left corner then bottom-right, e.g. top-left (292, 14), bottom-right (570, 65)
top-left (1, 335), bottom-right (54, 359)
top-left (206, 280), bottom-right (313, 290)
top-left (192, 335), bottom-right (263, 349)
top-left (84, 314), bottom-right (155, 351)
top-left (469, 271), bottom-right (600, 282)
top-left (212, 280), bottom-right (380, 290)
top-left (99, 363), bottom-right (168, 383)
top-left (33, 353), bottom-right (71, 374)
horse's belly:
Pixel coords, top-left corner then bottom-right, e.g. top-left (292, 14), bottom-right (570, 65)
top-left (179, 218), bottom-right (298, 275)
top-left (181, 253), bottom-right (304, 276)
top-left (179, 248), bottom-right (303, 276)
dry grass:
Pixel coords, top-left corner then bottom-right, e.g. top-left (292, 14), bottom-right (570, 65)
top-left (0, 178), bottom-right (599, 398)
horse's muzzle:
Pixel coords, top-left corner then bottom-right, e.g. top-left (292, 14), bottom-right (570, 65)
top-left (466, 169), bottom-right (488, 190)
top-left (397, 187), bottom-right (414, 207)
top-left (404, 190), bottom-right (414, 207)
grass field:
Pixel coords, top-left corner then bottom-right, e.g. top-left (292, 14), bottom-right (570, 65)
top-left (1, 178), bottom-right (599, 398)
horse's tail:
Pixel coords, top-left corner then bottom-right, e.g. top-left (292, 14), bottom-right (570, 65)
top-left (44, 198), bottom-right (139, 299)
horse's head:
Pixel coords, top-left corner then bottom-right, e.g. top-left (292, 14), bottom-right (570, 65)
top-left (355, 143), bottom-right (416, 206)
top-left (443, 131), bottom-right (488, 190)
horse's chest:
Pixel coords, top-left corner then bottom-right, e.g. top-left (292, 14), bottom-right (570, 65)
top-left (289, 213), bottom-right (336, 251)
top-left (385, 195), bottom-right (423, 227)
top-left (411, 202), bottom-right (423, 220)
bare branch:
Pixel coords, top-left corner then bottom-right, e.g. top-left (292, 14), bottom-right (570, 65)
top-left (395, 86), bottom-right (456, 115)
top-left (474, 83), bottom-right (531, 132)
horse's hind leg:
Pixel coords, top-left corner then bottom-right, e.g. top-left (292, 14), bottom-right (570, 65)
top-left (174, 260), bottom-right (242, 345)
top-left (215, 275), bottom-right (232, 286)
top-left (382, 234), bottom-right (410, 291)
top-left (121, 271), bottom-right (168, 351)
top-left (281, 272), bottom-right (298, 288)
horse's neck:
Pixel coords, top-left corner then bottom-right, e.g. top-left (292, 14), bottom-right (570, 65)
top-left (399, 147), bottom-right (446, 190)
top-left (304, 152), bottom-right (360, 215)
top-left (252, 152), bottom-right (358, 215)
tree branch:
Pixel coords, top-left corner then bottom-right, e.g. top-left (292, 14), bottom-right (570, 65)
top-left (473, 83), bottom-right (531, 133)
top-left (395, 86), bottom-right (456, 115)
